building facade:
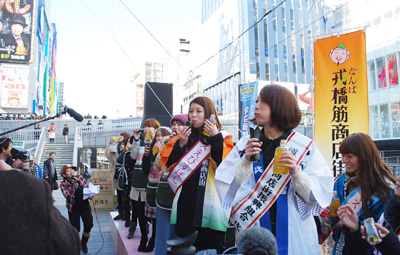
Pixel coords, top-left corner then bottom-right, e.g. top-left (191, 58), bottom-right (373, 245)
top-left (200, 0), bottom-right (333, 125)
top-left (145, 61), bottom-right (163, 83)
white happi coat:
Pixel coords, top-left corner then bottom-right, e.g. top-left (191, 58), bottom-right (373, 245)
top-left (215, 134), bottom-right (334, 255)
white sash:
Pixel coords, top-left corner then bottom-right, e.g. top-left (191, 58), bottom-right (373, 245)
top-left (168, 130), bottom-right (230, 193)
top-left (231, 131), bottom-right (314, 236)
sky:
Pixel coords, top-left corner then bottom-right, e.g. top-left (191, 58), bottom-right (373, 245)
top-left (49, 0), bottom-right (202, 119)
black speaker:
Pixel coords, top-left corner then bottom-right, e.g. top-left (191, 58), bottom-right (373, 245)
top-left (143, 82), bottom-right (173, 127)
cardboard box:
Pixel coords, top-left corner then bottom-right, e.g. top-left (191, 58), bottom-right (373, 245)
top-left (98, 184), bottom-right (114, 194)
top-left (91, 178), bottom-right (113, 185)
top-left (92, 169), bottom-right (112, 179)
top-left (90, 194), bottom-right (114, 211)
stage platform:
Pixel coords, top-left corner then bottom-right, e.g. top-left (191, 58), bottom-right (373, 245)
top-left (110, 211), bottom-right (155, 255)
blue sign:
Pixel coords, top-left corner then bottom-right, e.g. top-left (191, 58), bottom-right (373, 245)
top-left (240, 81), bottom-right (258, 137)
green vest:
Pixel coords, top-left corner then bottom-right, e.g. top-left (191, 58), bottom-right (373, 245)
top-left (156, 172), bottom-right (175, 209)
top-left (146, 182), bottom-right (158, 207)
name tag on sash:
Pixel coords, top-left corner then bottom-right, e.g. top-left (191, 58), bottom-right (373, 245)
top-left (168, 141), bottom-right (211, 193)
top-left (231, 132), bottom-right (314, 237)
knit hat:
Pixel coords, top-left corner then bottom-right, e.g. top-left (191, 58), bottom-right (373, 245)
top-left (170, 114), bottom-right (188, 127)
top-left (157, 126), bottom-right (172, 134)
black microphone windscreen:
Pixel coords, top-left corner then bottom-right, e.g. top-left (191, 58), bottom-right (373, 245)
top-left (237, 226), bottom-right (278, 255)
top-left (67, 108), bottom-right (84, 122)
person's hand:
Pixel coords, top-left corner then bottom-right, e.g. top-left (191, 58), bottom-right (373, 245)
top-left (144, 145), bottom-right (150, 156)
top-left (154, 141), bottom-right (162, 150)
top-left (244, 138), bottom-right (263, 161)
top-left (337, 205), bottom-right (359, 231)
top-left (149, 129), bottom-right (155, 139)
top-left (133, 130), bottom-right (141, 140)
top-left (203, 119), bottom-right (218, 137)
top-left (360, 223), bottom-right (389, 239)
top-left (178, 126), bottom-right (191, 148)
top-left (71, 177), bottom-right (78, 185)
top-left (277, 151), bottom-right (299, 175)
top-left (170, 132), bottom-right (177, 139)
top-left (44, 176), bottom-right (49, 179)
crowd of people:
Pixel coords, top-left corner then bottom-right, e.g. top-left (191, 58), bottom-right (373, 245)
top-left (0, 113), bottom-right (107, 120)
top-left (0, 84), bottom-right (399, 255)
top-left (84, 113), bottom-right (107, 119)
top-left (0, 113), bottom-right (44, 120)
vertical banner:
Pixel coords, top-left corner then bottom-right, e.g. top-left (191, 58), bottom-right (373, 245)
top-left (0, 0), bottom-right (38, 63)
top-left (239, 81), bottom-right (258, 137)
top-left (314, 30), bottom-right (369, 177)
top-left (1, 64), bottom-right (29, 108)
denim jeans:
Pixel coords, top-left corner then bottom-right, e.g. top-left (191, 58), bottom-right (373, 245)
top-left (155, 206), bottom-right (176, 255)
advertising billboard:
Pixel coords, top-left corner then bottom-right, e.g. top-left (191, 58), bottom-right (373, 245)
top-left (0, 64), bottom-right (29, 108)
top-left (0, 0), bottom-right (37, 64)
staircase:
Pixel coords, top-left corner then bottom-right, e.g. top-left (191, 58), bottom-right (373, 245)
top-left (39, 143), bottom-right (74, 178)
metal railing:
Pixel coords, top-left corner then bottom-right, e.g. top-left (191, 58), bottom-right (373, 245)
top-left (34, 128), bottom-right (46, 164)
top-left (77, 121), bottom-right (142, 140)
top-left (3, 128), bottom-right (42, 144)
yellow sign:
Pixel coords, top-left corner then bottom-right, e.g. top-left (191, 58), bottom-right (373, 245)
top-left (314, 30), bottom-right (369, 176)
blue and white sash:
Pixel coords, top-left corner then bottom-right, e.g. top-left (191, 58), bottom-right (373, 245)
top-left (333, 187), bottom-right (383, 255)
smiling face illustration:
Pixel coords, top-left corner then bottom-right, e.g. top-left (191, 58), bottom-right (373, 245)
top-left (329, 43), bottom-right (350, 65)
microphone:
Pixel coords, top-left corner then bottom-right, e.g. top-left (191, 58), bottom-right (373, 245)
top-left (65, 106), bottom-right (84, 122)
top-left (237, 226), bottom-right (278, 255)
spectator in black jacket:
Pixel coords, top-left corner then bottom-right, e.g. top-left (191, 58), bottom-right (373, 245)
top-left (63, 124), bottom-right (69, 144)
top-left (43, 152), bottom-right (58, 191)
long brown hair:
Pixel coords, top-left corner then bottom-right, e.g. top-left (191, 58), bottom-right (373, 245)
top-left (119, 132), bottom-right (131, 146)
top-left (189, 97), bottom-right (221, 129)
top-left (339, 133), bottom-right (396, 209)
top-left (188, 96), bottom-right (221, 144)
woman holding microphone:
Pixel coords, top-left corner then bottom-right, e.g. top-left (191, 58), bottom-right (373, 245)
top-left (215, 84), bottom-right (333, 255)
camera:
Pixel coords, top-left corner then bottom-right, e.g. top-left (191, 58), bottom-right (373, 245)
top-left (11, 147), bottom-right (32, 162)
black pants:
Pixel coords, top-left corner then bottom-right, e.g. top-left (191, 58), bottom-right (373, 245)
top-left (123, 184), bottom-right (132, 220)
top-left (47, 179), bottom-right (56, 192)
top-left (116, 189), bottom-right (124, 212)
top-left (131, 198), bottom-right (148, 241)
top-left (149, 217), bottom-right (156, 240)
top-left (68, 203), bottom-right (94, 233)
